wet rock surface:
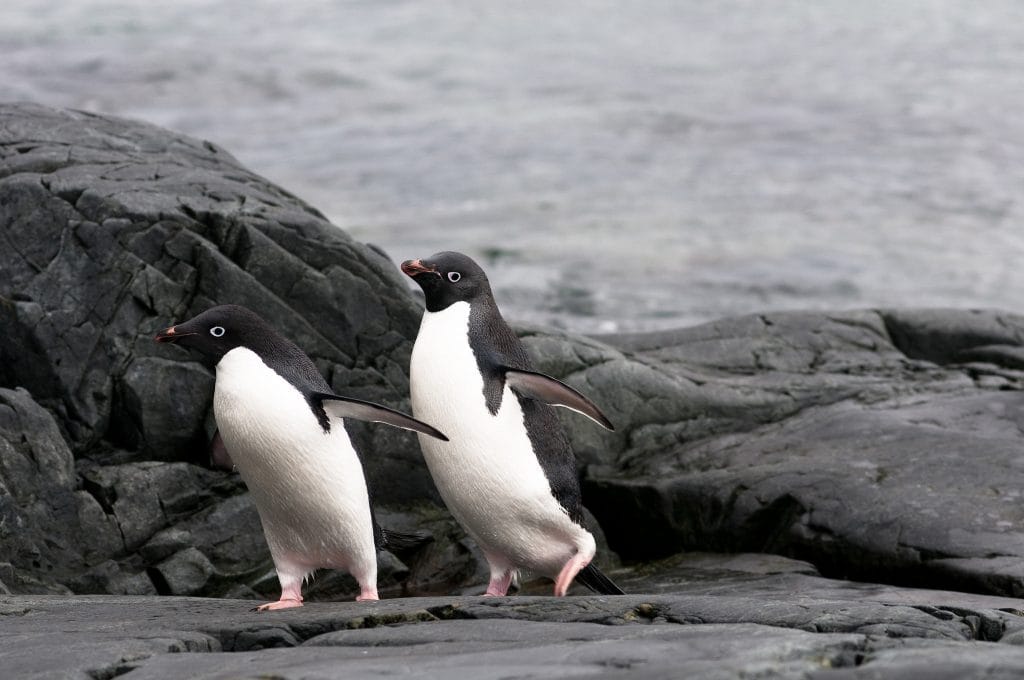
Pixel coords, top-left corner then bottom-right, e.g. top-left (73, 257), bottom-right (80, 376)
top-left (3, 104), bottom-right (1024, 676)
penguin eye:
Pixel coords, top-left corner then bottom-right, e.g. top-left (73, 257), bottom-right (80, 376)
top-left (210, 326), bottom-right (226, 338)
top-left (447, 271), bottom-right (461, 283)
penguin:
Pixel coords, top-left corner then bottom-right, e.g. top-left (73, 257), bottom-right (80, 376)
top-left (155, 304), bottom-right (447, 610)
top-left (401, 252), bottom-right (623, 597)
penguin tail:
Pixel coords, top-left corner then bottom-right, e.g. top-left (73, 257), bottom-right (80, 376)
top-left (575, 563), bottom-right (625, 595)
top-left (381, 528), bottom-right (434, 557)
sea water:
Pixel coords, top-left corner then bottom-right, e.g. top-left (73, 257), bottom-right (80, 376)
top-left (3, 0), bottom-right (1023, 332)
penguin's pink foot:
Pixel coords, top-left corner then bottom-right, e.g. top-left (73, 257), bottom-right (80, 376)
top-left (356, 588), bottom-right (379, 602)
top-left (253, 577), bottom-right (304, 612)
top-left (554, 553), bottom-right (591, 597)
top-left (484, 571), bottom-right (513, 597)
top-left (253, 598), bottom-right (303, 612)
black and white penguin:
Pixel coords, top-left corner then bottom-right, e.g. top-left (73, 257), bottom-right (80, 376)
top-left (401, 252), bottom-right (623, 596)
top-left (155, 304), bottom-right (447, 610)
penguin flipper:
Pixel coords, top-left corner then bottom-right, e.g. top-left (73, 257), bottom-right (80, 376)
top-left (503, 368), bottom-right (615, 431)
top-left (313, 393), bottom-right (449, 441)
top-left (574, 563), bottom-right (625, 595)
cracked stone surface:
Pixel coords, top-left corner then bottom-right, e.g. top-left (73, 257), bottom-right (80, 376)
top-left (3, 103), bottom-right (1024, 675)
top-left (4, 565), bottom-right (1024, 680)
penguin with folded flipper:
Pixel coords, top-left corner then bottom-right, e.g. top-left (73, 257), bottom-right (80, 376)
top-left (156, 304), bottom-right (447, 610)
top-left (401, 252), bottom-right (623, 596)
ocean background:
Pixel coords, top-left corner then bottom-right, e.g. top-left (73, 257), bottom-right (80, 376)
top-left (3, 0), bottom-right (1023, 333)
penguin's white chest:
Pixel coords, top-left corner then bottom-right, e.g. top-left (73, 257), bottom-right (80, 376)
top-left (213, 348), bottom-right (374, 569)
top-left (409, 302), bottom-right (585, 575)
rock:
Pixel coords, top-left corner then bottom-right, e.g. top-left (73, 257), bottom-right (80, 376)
top-left (0, 100), bottom-right (448, 597)
top-left (400, 516), bottom-right (484, 596)
top-left (140, 528), bottom-right (195, 564)
top-left (173, 493), bottom-right (268, 583)
top-left (222, 584), bottom-right (261, 601)
top-left (151, 548), bottom-right (216, 596)
top-left (79, 461), bottom-right (229, 552)
top-left (0, 386), bottom-right (75, 489)
top-left (0, 102), bottom-right (432, 505)
top-left (0, 562), bottom-right (13, 595)
top-left (65, 559), bottom-right (157, 596)
top-left (4, 567), bottom-right (1024, 679)
top-left (0, 387), bottom-right (122, 589)
top-left (113, 357), bottom-right (215, 461)
top-left (522, 309), bottom-right (1024, 597)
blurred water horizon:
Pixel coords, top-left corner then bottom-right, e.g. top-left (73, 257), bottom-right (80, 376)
top-left (3, 1), bottom-right (1023, 333)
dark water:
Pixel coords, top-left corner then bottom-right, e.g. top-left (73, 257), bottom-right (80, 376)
top-left (4, 1), bottom-right (1024, 332)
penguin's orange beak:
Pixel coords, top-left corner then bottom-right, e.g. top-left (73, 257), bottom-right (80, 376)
top-left (401, 259), bottom-right (439, 277)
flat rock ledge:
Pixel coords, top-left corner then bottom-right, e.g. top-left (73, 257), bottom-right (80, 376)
top-left (5, 568), bottom-right (1024, 680)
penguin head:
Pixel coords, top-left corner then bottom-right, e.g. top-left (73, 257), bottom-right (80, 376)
top-left (401, 251), bottom-right (493, 312)
top-left (155, 304), bottom-right (270, 363)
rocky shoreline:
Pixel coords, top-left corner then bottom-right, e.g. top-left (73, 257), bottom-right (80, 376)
top-left (3, 103), bottom-right (1024, 677)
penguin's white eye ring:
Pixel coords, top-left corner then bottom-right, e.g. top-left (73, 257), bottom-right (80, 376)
top-left (447, 271), bottom-right (461, 283)
top-left (210, 326), bottom-right (226, 338)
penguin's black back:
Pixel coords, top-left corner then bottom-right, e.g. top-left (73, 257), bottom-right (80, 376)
top-left (467, 297), bottom-right (585, 525)
top-left (251, 331), bottom-right (330, 391)
top-left (243, 324), bottom-right (336, 431)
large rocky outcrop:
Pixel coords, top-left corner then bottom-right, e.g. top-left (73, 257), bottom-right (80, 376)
top-left (526, 311), bottom-right (1024, 596)
top-left (0, 102), bottom-right (423, 484)
top-left (3, 102), bottom-right (1024, 616)
top-left (0, 103), bottom-right (448, 596)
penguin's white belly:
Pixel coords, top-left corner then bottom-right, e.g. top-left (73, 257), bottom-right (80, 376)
top-left (410, 303), bottom-right (587, 576)
top-left (213, 348), bottom-right (375, 571)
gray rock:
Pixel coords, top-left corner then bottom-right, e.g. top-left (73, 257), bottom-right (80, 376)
top-left (79, 461), bottom-right (228, 552)
top-left (0, 386), bottom-right (75, 489)
top-left (399, 516), bottom-right (484, 596)
top-left (4, 569), bottom-right (1024, 679)
top-left (518, 310), bottom-right (1024, 597)
top-left (0, 101), bottom-right (448, 597)
top-left (114, 357), bottom-right (214, 460)
top-left (65, 558), bottom-right (157, 596)
top-left (172, 493), bottom-right (269, 584)
top-left (0, 387), bottom-right (122, 589)
top-left (0, 102), bottom-right (431, 505)
top-left (139, 528), bottom-right (194, 564)
top-left (0, 562), bottom-right (13, 595)
top-left (151, 547), bottom-right (216, 596)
